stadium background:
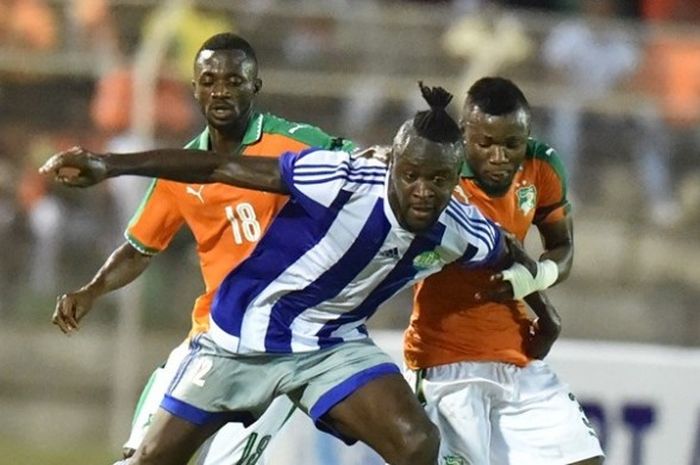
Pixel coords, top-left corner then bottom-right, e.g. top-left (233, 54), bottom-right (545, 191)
top-left (0, 1), bottom-right (699, 464)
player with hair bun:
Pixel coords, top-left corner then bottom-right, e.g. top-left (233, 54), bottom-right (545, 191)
top-left (42, 83), bottom-right (549, 465)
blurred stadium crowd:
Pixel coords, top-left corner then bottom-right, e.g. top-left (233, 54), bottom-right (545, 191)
top-left (1, 1), bottom-right (700, 461)
top-left (1, 0), bottom-right (699, 340)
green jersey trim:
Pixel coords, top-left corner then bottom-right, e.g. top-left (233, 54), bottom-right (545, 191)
top-left (182, 112), bottom-right (262, 152)
top-left (242, 113), bottom-right (264, 145)
top-left (124, 231), bottom-right (160, 256)
top-left (187, 112), bottom-right (353, 153)
top-left (187, 127), bottom-right (210, 150)
top-left (527, 138), bottom-right (569, 200)
top-left (130, 368), bottom-right (160, 426)
top-left (460, 160), bottom-right (474, 178)
top-left (260, 113), bottom-right (355, 150)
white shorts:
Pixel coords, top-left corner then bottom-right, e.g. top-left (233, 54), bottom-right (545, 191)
top-left (405, 360), bottom-right (604, 465)
top-left (124, 340), bottom-right (297, 465)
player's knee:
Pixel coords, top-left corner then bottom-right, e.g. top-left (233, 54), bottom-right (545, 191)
top-left (396, 421), bottom-right (440, 465)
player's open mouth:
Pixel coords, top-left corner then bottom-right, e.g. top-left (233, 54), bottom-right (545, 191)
top-left (410, 206), bottom-right (434, 219)
top-left (211, 106), bottom-right (234, 118)
top-left (485, 170), bottom-right (510, 183)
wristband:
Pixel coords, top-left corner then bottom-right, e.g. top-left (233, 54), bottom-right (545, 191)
top-left (501, 262), bottom-right (537, 300)
top-left (533, 259), bottom-right (559, 291)
top-left (501, 260), bottom-right (559, 300)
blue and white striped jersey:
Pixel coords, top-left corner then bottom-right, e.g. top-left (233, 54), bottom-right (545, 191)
top-left (209, 148), bottom-right (503, 354)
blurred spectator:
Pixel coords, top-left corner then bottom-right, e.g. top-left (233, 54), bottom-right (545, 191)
top-left (0, 0), bottom-right (57, 50)
top-left (443, 5), bottom-right (534, 101)
top-left (642, 0), bottom-right (700, 22)
top-left (542, 0), bottom-right (681, 226)
top-left (90, 62), bottom-right (197, 229)
top-left (140, 5), bottom-right (234, 80)
top-left (90, 66), bottom-right (195, 141)
top-left (0, 125), bottom-right (29, 316)
top-left (503, 0), bottom-right (567, 10)
top-left (640, 1), bottom-right (700, 223)
top-left (68, 0), bottom-right (121, 71)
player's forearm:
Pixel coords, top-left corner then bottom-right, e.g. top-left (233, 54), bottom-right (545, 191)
top-left (538, 216), bottom-right (574, 284)
top-left (104, 149), bottom-right (288, 193)
top-left (539, 244), bottom-right (573, 283)
top-left (82, 242), bottom-right (152, 298)
top-left (524, 291), bottom-right (561, 335)
top-left (103, 149), bottom-right (225, 183)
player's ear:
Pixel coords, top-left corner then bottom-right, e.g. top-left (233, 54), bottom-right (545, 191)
top-left (254, 78), bottom-right (262, 94)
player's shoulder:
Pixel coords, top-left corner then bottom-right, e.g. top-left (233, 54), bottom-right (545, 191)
top-left (260, 113), bottom-right (354, 150)
top-left (441, 197), bottom-right (488, 229)
top-left (294, 145), bottom-right (386, 171)
top-left (525, 137), bottom-right (567, 180)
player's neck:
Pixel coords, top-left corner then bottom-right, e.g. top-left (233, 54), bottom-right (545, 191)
top-left (209, 130), bottom-right (243, 156)
top-left (208, 112), bottom-right (253, 155)
top-left (474, 178), bottom-right (512, 198)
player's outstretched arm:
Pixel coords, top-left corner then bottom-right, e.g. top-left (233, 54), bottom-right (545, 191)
top-left (52, 242), bottom-right (152, 335)
top-left (523, 291), bottom-right (561, 359)
top-left (39, 146), bottom-right (288, 194)
top-left (537, 215), bottom-right (574, 284)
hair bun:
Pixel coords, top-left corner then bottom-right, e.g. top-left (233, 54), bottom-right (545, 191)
top-left (418, 81), bottom-right (453, 110)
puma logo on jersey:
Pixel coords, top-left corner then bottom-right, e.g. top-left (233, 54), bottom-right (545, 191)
top-left (186, 185), bottom-right (205, 203)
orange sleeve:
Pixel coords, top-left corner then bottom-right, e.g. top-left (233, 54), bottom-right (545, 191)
top-left (124, 180), bottom-right (184, 254)
top-left (534, 160), bottom-right (570, 225)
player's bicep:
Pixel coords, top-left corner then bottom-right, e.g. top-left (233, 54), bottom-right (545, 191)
top-left (537, 215), bottom-right (573, 252)
top-left (534, 155), bottom-right (571, 225)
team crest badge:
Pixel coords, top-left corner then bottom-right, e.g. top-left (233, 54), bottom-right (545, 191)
top-left (413, 250), bottom-right (444, 270)
top-left (442, 455), bottom-right (468, 465)
top-left (515, 185), bottom-right (536, 215)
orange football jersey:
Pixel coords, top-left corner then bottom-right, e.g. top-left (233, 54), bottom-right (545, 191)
top-left (404, 138), bottom-right (570, 369)
top-left (126, 113), bottom-right (351, 336)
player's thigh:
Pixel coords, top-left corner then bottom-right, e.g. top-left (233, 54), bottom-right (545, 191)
top-left (132, 407), bottom-right (224, 465)
top-left (325, 372), bottom-right (438, 463)
top-left (197, 396), bottom-right (298, 465)
top-left (291, 340), bottom-right (438, 463)
top-left (490, 361), bottom-right (604, 465)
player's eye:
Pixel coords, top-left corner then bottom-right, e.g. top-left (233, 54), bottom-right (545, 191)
top-left (433, 176), bottom-right (447, 186)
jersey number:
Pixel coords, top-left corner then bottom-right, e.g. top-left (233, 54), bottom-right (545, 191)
top-left (225, 203), bottom-right (262, 244)
top-left (190, 358), bottom-right (213, 387)
top-left (236, 432), bottom-right (271, 465)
